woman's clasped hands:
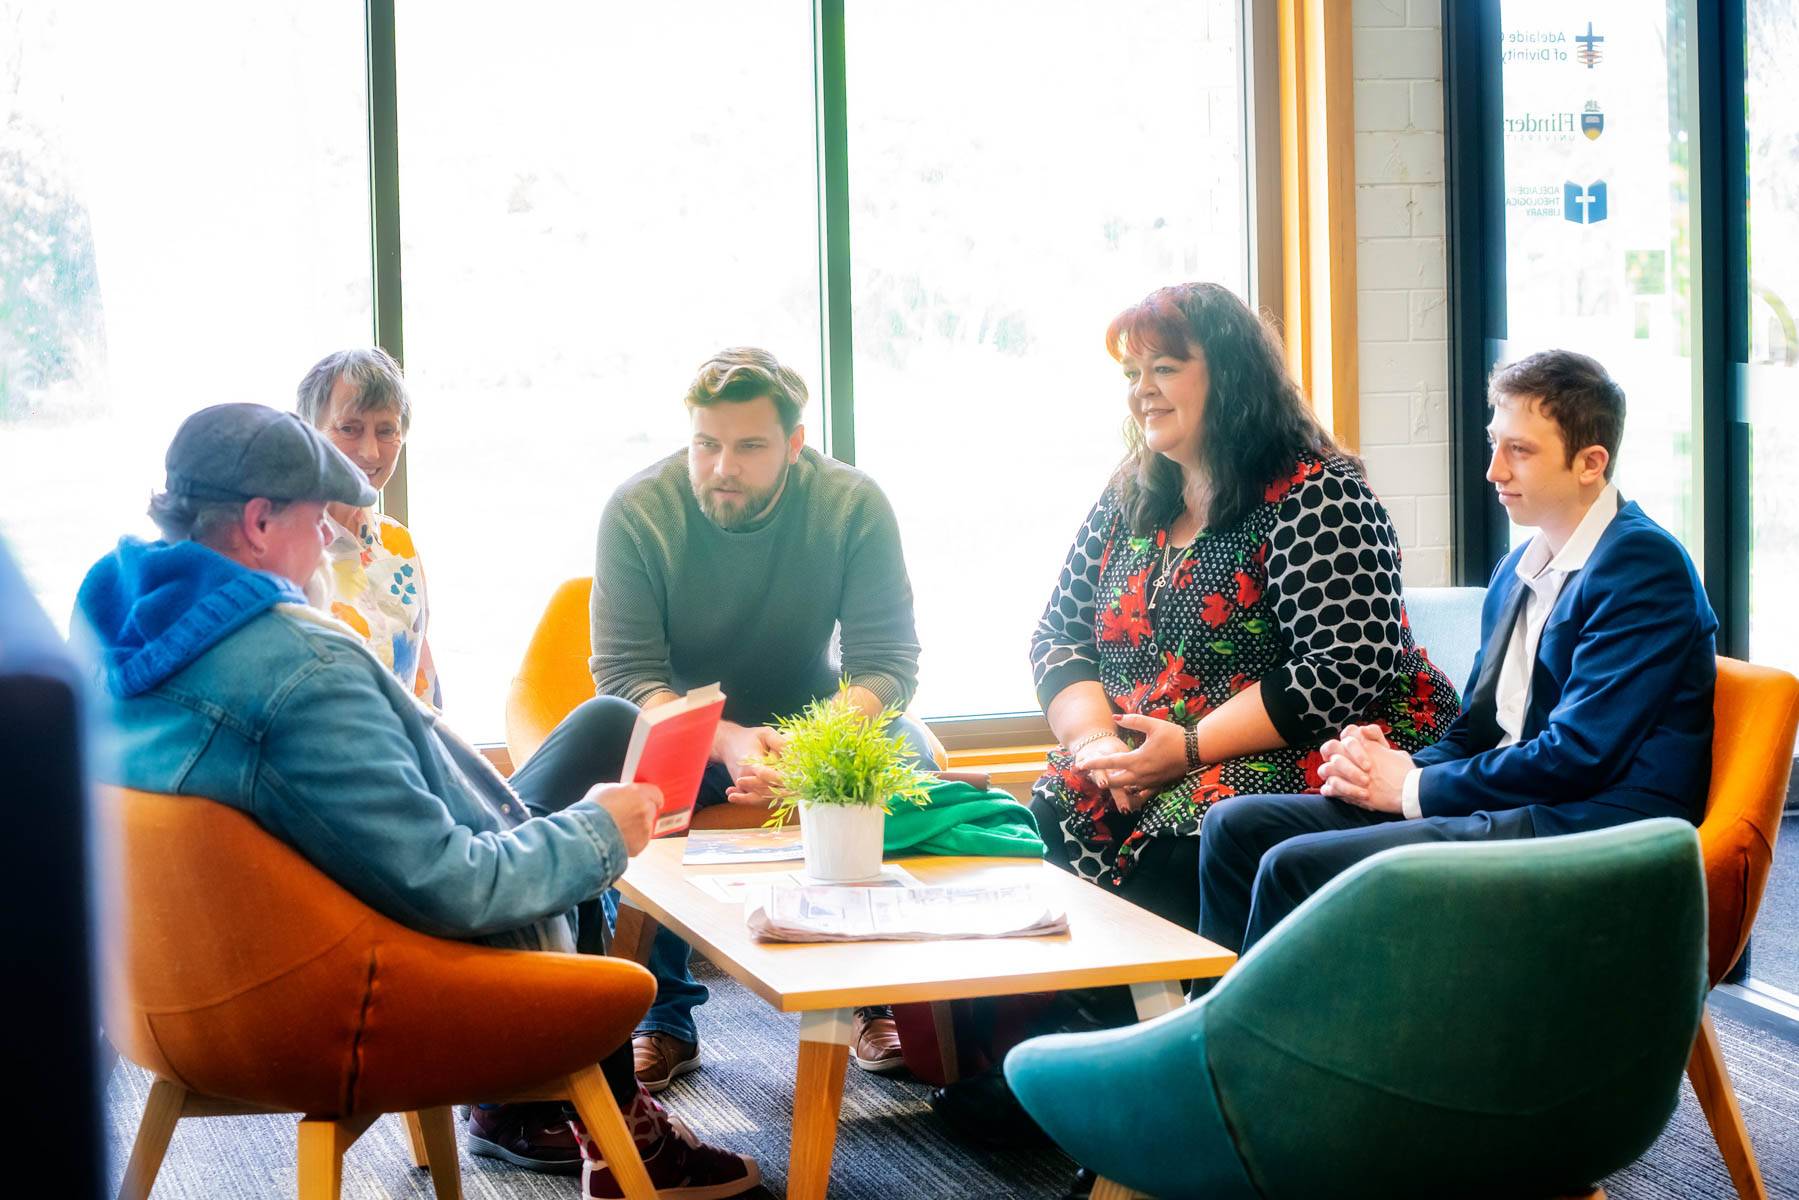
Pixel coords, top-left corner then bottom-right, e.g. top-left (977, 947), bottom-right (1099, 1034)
top-left (1075, 713), bottom-right (1194, 814)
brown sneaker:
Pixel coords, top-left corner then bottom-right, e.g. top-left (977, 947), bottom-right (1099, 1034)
top-left (466, 1101), bottom-right (582, 1174)
top-left (632, 1031), bottom-right (701, 1093)
top-left (574, 1086), bottom-right (759, 1200)
top-left (851, 1004), bottom-right (905, 1074)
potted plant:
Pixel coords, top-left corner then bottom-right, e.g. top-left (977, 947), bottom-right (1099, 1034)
top-left (759, 684), bottom-right (930, 882)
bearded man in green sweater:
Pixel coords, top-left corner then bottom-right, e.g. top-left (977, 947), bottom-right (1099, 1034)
top-left (592, 346), bottom-right (929, 1088)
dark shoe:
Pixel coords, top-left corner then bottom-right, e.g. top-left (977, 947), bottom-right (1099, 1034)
top-left (852, 1004), bottom-right (905, 1074)
top-left (1065, 1166), bottom-right (1098, 1198)
top-left (929, 1062), bottom-right (1048, 1147)
top-left (632, 1031), bottom-right (700, 1093)
top-left (575, 1086), bottom-right (760, 1200)
top-left (466, 1101), bottom-right (582, 1174)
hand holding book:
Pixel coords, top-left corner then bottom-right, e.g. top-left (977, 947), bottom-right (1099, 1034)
top-left (620, 683), bottom-right (729, 836)
top-left (586, 783), bottom-right (662, 854)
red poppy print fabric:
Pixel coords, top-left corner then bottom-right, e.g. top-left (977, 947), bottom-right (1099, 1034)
top-left (1028, 454), bottom-right (1461, 888)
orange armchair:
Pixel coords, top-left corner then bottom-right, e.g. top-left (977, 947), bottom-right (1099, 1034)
top-left (1687, 657), bottom-right (1799, 1200)
top-left (102, 786), bottom-right (659, 1200)
top-left (506, 577), bottom-right (966, 831)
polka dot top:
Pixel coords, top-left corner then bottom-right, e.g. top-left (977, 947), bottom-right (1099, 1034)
top-left (1027, 453), bottom-right (1460, 886)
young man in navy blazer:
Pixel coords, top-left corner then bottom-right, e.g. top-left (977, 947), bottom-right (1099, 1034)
top-left (1198, 349), bottom-right (1718, 954)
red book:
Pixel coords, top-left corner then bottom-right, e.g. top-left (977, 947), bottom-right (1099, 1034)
top-left (621, 684), bottom-right (727, 836)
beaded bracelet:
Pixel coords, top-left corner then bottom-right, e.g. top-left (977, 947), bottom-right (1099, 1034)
top-left (1184, 724), bottom-right (1204, 771)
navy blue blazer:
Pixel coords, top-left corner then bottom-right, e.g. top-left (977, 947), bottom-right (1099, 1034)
top-left (1410, 501), bottom-right (1717, 832)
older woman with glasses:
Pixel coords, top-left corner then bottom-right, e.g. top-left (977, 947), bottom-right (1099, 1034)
top-left (295, 348), bottom-right (440, 708)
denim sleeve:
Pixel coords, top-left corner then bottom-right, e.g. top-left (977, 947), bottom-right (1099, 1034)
top-left (253, 651), bottom-right (627, 940)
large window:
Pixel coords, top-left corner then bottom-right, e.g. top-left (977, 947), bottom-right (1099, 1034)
top-left (0, 2), bottom-right (1258, 746)
top-left (1491, 0), bottom-right (1698, 551)
top-left (0, 1), bottom-right (371, 627)
top-left (847, 0), bottom-right (1248, 719)
top-left (1744, 0), bottom-right (1799, 683)
top-left (395, 2), bottom-right (821, 735)
top-left (396, 1), bottom-right (1253, 740)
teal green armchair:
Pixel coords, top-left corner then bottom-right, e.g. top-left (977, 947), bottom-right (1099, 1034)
top-left (1005, 819), bottom-right (1708, 1199)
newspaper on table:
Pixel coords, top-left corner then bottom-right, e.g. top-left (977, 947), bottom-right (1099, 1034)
top-left (744, 881), bottom-right (1069, 943)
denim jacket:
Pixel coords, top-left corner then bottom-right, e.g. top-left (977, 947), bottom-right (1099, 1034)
top-left (76, 537), bottom-right (627, 951)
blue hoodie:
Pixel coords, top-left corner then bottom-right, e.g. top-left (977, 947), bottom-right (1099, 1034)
top-left (78, 538), bottom-right (305, 697)
top-left (76, 537), bottom-right (627, 949)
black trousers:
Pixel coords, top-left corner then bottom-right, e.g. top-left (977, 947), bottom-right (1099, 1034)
top-left (508, 694), bottom-right (642, 1105)
top-left (1196, 793), bottom-right (1540, 956)
top-left (1029, 794), bottom-right (1202, 931)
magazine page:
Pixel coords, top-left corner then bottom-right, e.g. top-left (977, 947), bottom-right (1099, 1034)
top-left (682, 825), bottom-right (805, 865)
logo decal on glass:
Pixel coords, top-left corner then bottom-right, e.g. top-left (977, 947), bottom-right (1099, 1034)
top-left (1575, 22), bottom-right (1604, 68)
top-left (1581, 101), bottom-right (1604, 140)
top-left (1563, 180), bottom-right (1608, 224)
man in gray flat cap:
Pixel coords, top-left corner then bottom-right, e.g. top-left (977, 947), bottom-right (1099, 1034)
top-left (75, 403), bottom-right (762, 1197)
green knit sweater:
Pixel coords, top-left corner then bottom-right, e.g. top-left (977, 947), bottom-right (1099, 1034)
top-left (883, 780), bottom-right (1046, 859)
top-left (591, 447), bottom-right (921, 726)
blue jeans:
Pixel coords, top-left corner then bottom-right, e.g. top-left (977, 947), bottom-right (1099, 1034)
top-left (631, 713), bottom-right (937, 1043)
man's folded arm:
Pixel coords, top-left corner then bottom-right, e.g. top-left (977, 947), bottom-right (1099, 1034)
top-left (257, 656), bottom-right (627, 939)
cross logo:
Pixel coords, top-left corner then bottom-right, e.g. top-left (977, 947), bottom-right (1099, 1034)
top-left (1575, 22), bottom-right (1604, 68)
top-left (1563, 180), bottom-right (1609, 224)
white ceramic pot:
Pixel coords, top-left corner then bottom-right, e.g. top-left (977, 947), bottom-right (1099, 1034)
top-left (798, 801), bottom-right (886, 882)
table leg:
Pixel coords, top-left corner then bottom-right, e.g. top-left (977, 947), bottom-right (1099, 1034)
top-left (1129, 980), bottom-right (1185, 1022)
top-left (610, 902), bottom-right (658, 967)
top-left (789, 1008), bottom-right (854, 1200)
top-left (930, 1001), bottom-right (960, 1084)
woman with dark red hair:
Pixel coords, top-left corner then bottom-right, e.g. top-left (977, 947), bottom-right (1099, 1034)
top-left (1027, 281), bottom-right (1458, 926)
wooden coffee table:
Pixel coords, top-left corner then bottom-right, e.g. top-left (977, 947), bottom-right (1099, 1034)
top-left (612, 839), bottom-right (1236, 1200)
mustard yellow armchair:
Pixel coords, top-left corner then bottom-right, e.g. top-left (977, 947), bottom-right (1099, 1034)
top-left (1687, 657), bottom-right (1799, 1200)
top-left (102, 786), bottom-right (659, 1200)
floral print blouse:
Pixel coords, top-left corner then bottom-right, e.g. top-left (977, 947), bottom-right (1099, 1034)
top-left (1029, 454), bottom-right (1460, 888)
top-left (320, 510), bottom-right (441, 709)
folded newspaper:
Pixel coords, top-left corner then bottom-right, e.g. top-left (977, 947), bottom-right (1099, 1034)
top-left (744, 882), bottom-right (1069, 943)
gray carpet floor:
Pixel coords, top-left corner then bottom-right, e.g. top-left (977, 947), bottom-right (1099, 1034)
top-left (106, 957), bottom-right (1799, 1199)
top-left (1738, 815), bottom-right (1799, 996)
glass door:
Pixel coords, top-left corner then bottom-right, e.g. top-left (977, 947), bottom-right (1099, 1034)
top-left (1492, 1), bottom-right (1699, 554)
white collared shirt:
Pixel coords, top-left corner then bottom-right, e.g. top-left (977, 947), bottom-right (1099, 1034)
top-left (1398, 484), bottom-right (1621, 819)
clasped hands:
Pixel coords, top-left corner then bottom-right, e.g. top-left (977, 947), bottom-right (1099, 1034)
top-left (1075, 714), bottom-right (1191, 815)
top-left (1316, 723), bottom-right (1413, 815)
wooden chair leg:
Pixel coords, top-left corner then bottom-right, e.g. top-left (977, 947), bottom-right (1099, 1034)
top-left (402, 1111), bottom-right (429, 1169)
top-left (1688, 1009), bottom-right (1769, 1200)
top-left (296, 1114), bottom-right (379, 1200)
top-left (117, 1077), bottom-right (187, 1200)
top-left (413, 1107), bottom-right (462, 1199)
top-left (1092, 1179), bottom-right (1150, 1200)
top-left (565, 1065), bottom-right (655, 1200)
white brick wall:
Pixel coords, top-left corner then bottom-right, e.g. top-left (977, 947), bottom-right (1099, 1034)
top-left (1354, 0), bottom-right (1452, 586)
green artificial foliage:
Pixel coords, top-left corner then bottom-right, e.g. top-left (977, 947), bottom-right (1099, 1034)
top-left (759, 681), bottom-right (929, 826)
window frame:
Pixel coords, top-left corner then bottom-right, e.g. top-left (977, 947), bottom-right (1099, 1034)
top-left (361, 0), bottom-right (1286, 748)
